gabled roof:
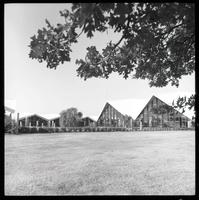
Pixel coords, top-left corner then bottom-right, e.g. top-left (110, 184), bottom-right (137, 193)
top-left (82, 116), bottom-right (96, 122)
top-left (19, 114), bottom-right (49, 121)
top-left (97, 102), bottom-right (126, 121)
top-left (107, 99), bottom-right (148, 120)
top-left (136, 95), bottom-right (192, 120)
top-left (19, 113), bottom-right (60, 120)
top-left (49, 117), bottom-right (60, 121)
top-left (42, 114), bottom-right (60, 121)
top-left (135, 96), bottom-right (154, 120)
top-left (4, 106), bottom-right (15, 113)
top-left (107, 93), bottom-right (194, 120)
top-left (152, 93), bottom-right (194, 120)
top-left (89, 115), bottom-right (98, 121)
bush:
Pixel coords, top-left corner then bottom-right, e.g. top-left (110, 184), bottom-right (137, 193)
top-left (18, 126), bottom-right (61, 133)
top-left (30, 127), bottom-right (37, 133)
top-left (54, 128), bottom-right (59, 132)
top-left (58, 127), bottom-right (63, 132)
top-left (4, 123), bottom-right (12, 133)
top-left (4, 116), bottom-right (18, 133)
top-left (64, 128), bottom-right (69, 132)
top-left (61, 127), bottom-right (66, 132)
top-left (18, 127), bottom-right (29, 133)
top-left (38, 127), bottom-right (49, 133)
top-left (48, 127), bottom-right (55, 133)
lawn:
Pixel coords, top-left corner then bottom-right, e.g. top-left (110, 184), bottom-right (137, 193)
top-left (5, 131), bottom-right (195, 195)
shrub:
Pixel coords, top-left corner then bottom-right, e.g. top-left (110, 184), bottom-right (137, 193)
top-left (38, 127), bottom-right (49, 133)
top-left (58, 127), bottom-right (63, 132)
top-left (48, 127), bottom-right (55, 133)
top-left (64, 128), bottom-right (69, 132)
top-left (18, 126), bottom-right (64, 133)
top-left (18, 127), bottom-right (29, 133)
top-left (102, 127), bottom-right (106, 131)
top-left (54, 128), bottom-right (59, 132)
top-left (61, 127), bottom-right (66, 132)
top-left (30, 127), bottom-right (37, 133)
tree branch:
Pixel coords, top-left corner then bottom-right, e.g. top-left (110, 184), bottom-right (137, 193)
top-left (84, 14), bottom-right (132, 66)
top-left (162, 22), bottom-right (184, 39)
top-left (76, 23), bottom-right (86, 39)
top-left (85, 34), bottom-right (125, 65)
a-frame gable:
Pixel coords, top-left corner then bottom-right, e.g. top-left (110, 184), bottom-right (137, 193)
top-left (97, 102), bottom-right (125, 122)
top-left (153, 96), bottom-right (191, 120)
top-left (135, 95), bottom-right (191, 121)
top-left (135, 95), bottom-right (155, 120)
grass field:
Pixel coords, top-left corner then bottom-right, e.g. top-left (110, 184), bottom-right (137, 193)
top-left (5, 131), bottom-right (195, 195)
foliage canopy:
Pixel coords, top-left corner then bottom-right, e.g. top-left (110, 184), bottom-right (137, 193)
top-left (59, 107), bottom-right (83, 127)
top-left (29, 3), bottom-right (195, 113)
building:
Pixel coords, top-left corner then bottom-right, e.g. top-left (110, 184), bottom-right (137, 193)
top-left (81, 117), bottom-right (96, 127)
top-left (19, 114), bottom-right (48, 127)
top-left (135, 95), bottom-right (191, 128)
top-left (5, 106), bottom-right (15, 117)
top-left (97, 102), bottom-right (133, 128)
top-left (97, 95), bottom-right (192, 129)
top-left (48, 116), bottom-right (96, 127)
top-left (4, 106), bottom-right (15, 131)
top-left (49, 117), bottom-right (60, 127)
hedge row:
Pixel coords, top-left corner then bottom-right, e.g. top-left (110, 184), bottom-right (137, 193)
top-left (18, 126), bottom-right (132, 133)
top-left (18, 127), bottom-right (61, 133)
top-left (17, 126), bottom-right (193, 134)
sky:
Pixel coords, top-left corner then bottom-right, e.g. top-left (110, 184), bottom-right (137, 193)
top-left (5, 4), bottom-right (195, 120)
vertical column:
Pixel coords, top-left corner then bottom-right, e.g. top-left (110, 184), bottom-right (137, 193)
top-left (113, 108), bottom-right (116, 126)
top-left (102, 112), bottom-right (105, 126)
top-left (106, 106), bottom-right (109, 126)
top-left (130, 118), bottom-right (132, 129)
top-left (25, 117), bottom-right (28, 127)
top-left (108, 105), bottom-right (111, 126)
top-left (105, 107), bottom-right (108, 126)
top-left (149, 116), bottom-right (152, 127)
top-left (16, 113), bottom-right (19, 134)
top-left (107, 106), bottom-right (109, 126)
top-left (116, 111), bottom-right (119, 127)
top-left (110, 107), bottom-right (113, 127)
top-left (119, 117), bottom-right (121, 127)
top-left (140, 120), bottom-right (142, 131)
